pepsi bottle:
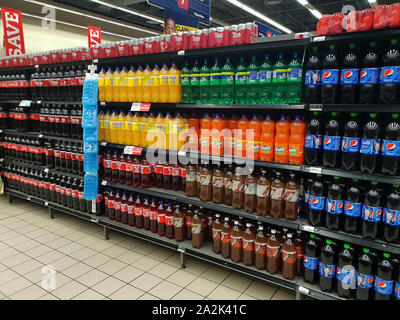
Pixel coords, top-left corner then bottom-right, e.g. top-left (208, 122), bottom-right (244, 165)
top-left (383, 185), bottom-right (400, 243)
top-left (303, 233), bottom-right (321, 284)
top-left (396, 266), bottom-right (400, 300)
top-left (340, 43), bottom-right (360, 104)
top-left (308, 174), bottom-right (325, 227)
top-left (319, 239), bottom-right (336, 292)
top-left (344, 179), bottom-right (363, 234)
top-left (381, 114), bottom-right (400, 176)
top-left (304, 46), bottom-right (321, 104)
top-left (305, 112), bottom-right (323, 166)
top-left (325, 176), bottom-right (343, 231)
top-left (302, 175), bottom-right (314, 220)
top-left (337, 244), bottom-right (356, 298)
top-left (321, 45), bottom-right (340, 104)
top-left (356, 248), bottom-right (376, 300)
top-left (379, 39), bottom-right (400, 104)
top-left (359, 42), bottom-right (380, 104)
top-left (374, 253), bottom-right (395, 300)
top-left (341, 113), bottom-right (360, 171)
top-left (360, 113), bottom-right (381, 174)
top-left (323, 112), bottom-right (341, 168)
top-left (362, 181), bottom-right (383, 240)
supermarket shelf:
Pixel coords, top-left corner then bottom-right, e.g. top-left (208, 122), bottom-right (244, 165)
top-left (34, 100), bottom-right (82, 106)
top-left (308, 104), bottom-right (400, 113)
top-left (49, 169), bottom-right (84, 180)
top-left (296, 280), bottom-right (346, 300)
top-left (5, 188), bottom-right (46, 206)
top-left (34, 60), bottom-right (92, 69)
top-left (41, 135), bottom-right (83, 143)
top-left (312, 28), bottom-right (400, 44)
top-left (0, 65), bottom-right (36, 72)
top-left (1, 129), bottom-right (41, 137)
top-left (0, 100), bottom-right (26, 105)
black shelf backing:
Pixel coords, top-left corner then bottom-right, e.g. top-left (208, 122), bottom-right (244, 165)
top-left (41, 135), bottom-right (83, 143)
top-left (35, 101), bottom-right (82, 106)
top-left (2, 130), bottom-right (41, 137)
top-left (309, 104), bottom-right (400, 113)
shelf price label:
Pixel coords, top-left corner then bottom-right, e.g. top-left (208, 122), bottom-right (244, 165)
top-left (90, 218), bottom-right (99, 224)
top-left (19, 100), bottom-right (32, 107)
top-left (44, 202), bottom-right (49, 206)
top-left (124, 146), bottom-right (143, 155)
top-left (298, 286), bottom-right (310, 295)
top-left (303, 166), bottom-right (322, 174)
top-left (309, 104), bottom-right (323, 111)
top-left (312, 36), bottom-right (326, 42)
top-left (178, 50), bottom-right (185, 56)
top-left (301, 225), bottom-right (316, 233)
top-left (131, 103), bottom-right (151, 112)
top-left (100, 142), bottom-right (107, 147)
top-left (101, 180), bottom-right (107, 186)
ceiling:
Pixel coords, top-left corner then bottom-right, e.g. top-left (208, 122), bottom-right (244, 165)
top-left (48, 0), bottom-right (400, 34)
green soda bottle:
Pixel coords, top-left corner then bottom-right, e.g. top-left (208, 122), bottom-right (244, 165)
top-left (258, 54), bottom-right (273, 104)
top-left (247, 56), bottom-right (259, 104)
top-left (235, 57), bottom-right (249, 104)
top-left (209, 58), bottom-right (221, 104)
top-left (181, 60), bottom-right (192, 103)
top-left (199, 59), bottom-right (210, 103)
top-left (286, 52), bottom-right (303, 103)
top-left (190, 60), bottom-right (201, 103)
top-left (271, 53), bottom-right (287, 104)
top-left (220, 57), bottom-right (235, 104)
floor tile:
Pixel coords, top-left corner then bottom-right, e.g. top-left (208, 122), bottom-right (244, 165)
top-left (163, 253), bottom-right (182, 268)
top-left (51, 256), bottom-right (79, 271)
top-left (238, 293), bottom-right (258, 300)
top-left (51, 280), bottom-right (87, 300)
top-left (97, 259), bottom-right (128, 275)
top-left (184, 259), bottom-right (210, 275)
top-left (102, 245), bottom-right (129, 258)
top-left (148, 280), bottom-right (182, 300)
top-left (113, 265), bottom-right (144, 283)
top-left (62, 262), bottom-right (93, 279)
top-left (24, 245), bottom-right (52, 258)
top-left (83, 253), bottom-right (112, 268)
top-left (46, 237), bottom-right (72, 249)
top-left (244, 281), bottom-right (277, 300)
top-left (10, 284), bottom-right (48, 300)
top-left (0, 269), bottom-right (20, 285)
top-left (172, 288), bottom-right (204, 300)
top-left (148, 263), bottom-right (179, 279)
top-left (91, 277), bottom-right (126, 297)
top-left (2, 253), bottom-right (31, 268)
top-left (71, 289), bottom-right (106, 300)
top-left (69, 247), bottom-right (98, 261)
top-left (109, 284), bottom-right (145, 300)
top-left (201, 266), bottom-right (231, 284)
top-left (75, 269), bottom-right (109, 287)
top-left (133, 242), bottom-right (159, 255)
top-left (36, 251), bottom-right (65, 265)
top-left (166, 269), bottom-right (198, 287)
top-left (87, 239), bottom-right (114, 252)
top-left (271, 288), bottom-right (296, 300)
top-left (13, 259), bottom-right (44, 275)
top-left (36, 293), bottom-right (59, 300)
top-left (0, 247), bottom-right (20, 260)
top-left (137, 293), bottom-right (160, 300)
top-left (75, 235), bottom-right (100, 247)
top-left (149, 247), bottom-right (175, 261)
top-left (186, 277), bottom-right (219, 297)
top-left (221, 273), bottom-right (253, 292)
top-left (207, 285), bottom-right (241, 300)
top-left (0, 276), bottom-right (32, 296)
top-left (56, 242), bottom-right (85, 255)
top-left (132, 256), bottom-right (160, 271)
top-left (115, 250), bottom-right (144, 265)
top-left (131, 273), bottom-right (163, 292)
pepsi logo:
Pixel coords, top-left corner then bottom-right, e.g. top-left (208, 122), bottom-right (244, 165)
top-left (349, 140), bottom-right (358, 148)
top-left (324, 138), bottom-right (331, 146)
top-left (384, 69), bottom-right (394, 78)
top-left (346, 203), bottom-right (354, 212)
top-left (368, 277), bottom-right (374, 285)
top-left (324, 72), bottom-right (332, 80)
top-left (386, 143), bottom-right (396, 151)
top-left (360, 70), bottom-right (367, 78)
top-left (337, 202), bottom-right (344, 210)
top-left (311, 198), bottom-right (319, 205)
top-left (303, 256), bottom-right (308, 263)
top-left (344, 71), bottom-right (353, 79)
top-left (336, 267), bottom-right (341, 275)
top-left (376, 209), bottom-right (382, 217)
top-left (378, 281), bottom-right (387, 289)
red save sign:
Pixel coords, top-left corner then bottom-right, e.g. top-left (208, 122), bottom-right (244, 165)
top-left (87, 25), bottom-right (101, 48)
top-left (178, 0), bottom-right (189, 11)
top-left (1, 7), bottom-right (26, 56)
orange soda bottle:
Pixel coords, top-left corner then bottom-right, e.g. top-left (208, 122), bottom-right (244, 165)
top-left (135, 65), bottom-right (144, 102)
top-left (288, 115), bottom-right (305, 165)
top-left (105, 67), bottom-right (113, 102)
top-left (226, 115), bottom-right (238, 156)
top-left (142, 64), bottom-right (153, 103)
top-left (109, 109), bottom-right (119, 143)
top-left (117, 110), bottom-right (126, 144)
top-left (236, 114), bottom-right (249, 158)
top-left (151, 64), bottom-right (161, 103)
top-left (188, 113), bottom-right (200, 151)
top-left (119, 66), bottom-right (129, 102)
top-left (127, 65), bottom-right (136, 102)
top-left (125, 112), bottom-right (135, 146)
top-left (112, 66), bottom-right (121, 102)
top-left (159, 62), bottom-right (169, 103)
top-left (211, 113), bottom-right (225, 156)
top-left (103, 109), bottom-right (111, 142)
top-left (154, 112), bottom-right (165, 150)
top-left (132, 112), bottom-right (141, 146)
top-left (164, 112), bottom-right (173, 150)
top-left (247, 115), bottom-right (261, 160)
top-left (169, 62), bottom-right (181, 103)
top-left (98, 67), bottom-right (106, 102)
top-left (274, 115), bottom-right (290, 163)
top-left (200, 113), bottom-right (212, 154)
top-left (260, 115), bottom-right (275, 162)
top-left (140, 113), bottom-right (149, 147)
top-left (146, 112), bottom-right (156, 147)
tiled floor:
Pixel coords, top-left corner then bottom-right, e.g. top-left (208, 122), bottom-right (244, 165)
top-left (0, 195), bottom-right (296, 300)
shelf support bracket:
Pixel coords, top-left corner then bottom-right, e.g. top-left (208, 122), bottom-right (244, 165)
top-left (178, 247), bottom-right (186, 269)
top-left (104, 226), bottom-right (110, 240)
top-left (49, 207), bottom-right (55, 219)
top-left (7, 193), bottom-right (13, 203)
top-left (296, 291), bottom-right (302, 300)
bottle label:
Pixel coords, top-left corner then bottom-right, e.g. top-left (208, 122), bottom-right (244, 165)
top-left (270, 186), bottom-right (284, 200)
top-left (344, 201), bottom-right (362, 218)
top-left (288, 68), bottom-right (302, 82)
top-left (244, 183), bottom-right (256, 195)
top-left (230, 236), bottom-right (242, 248)
top-left (160, 75), bottom-right (169, 86)
top-left (190, 74), bottom-right (200, 85)
top-left (248, 71), bottom-right (259, 83)
top-left (200, 174), bottom-right (211, 186)
top-left (380, 66), bottom-right (400, 84)
top-left (360, 68), bottom-right (380, 85)
top-left (289, 144), bottom-right (304, 157)
top-left (303, 255), bottom-right (318, 271)
top-left (181, 75), bottom-right (190, 85)
top-left (357, 272), bottom-right (374, 289)
top-left (272, 69), bottom-right (287, 83)
top-left (210, 73), bottom-right (221, 85)
top-left (224, 178), bottom-right (232, 190)
top-left (323, 136), bottom-right (341, 151)
top-left (341, 137), bottom-right (360, 153)
top-left (395, 282), bottom-right (400, 300)
top-left (259, 70), bottom-right (272, 83)
top-left (383, 208), bottom-right (400, 226)
top-left (304, 190), bottom-right (310, 205)
top-left (157, 213), bottom-right (165, 224)
top-left (221, 72), bottom-right (234, 84)
top-left (212, 229), bottom-right (221, 241)
top-left (266, 245), bottom-right (280, 258)
top-left (284, 189), bottom-right (299, 202)
top-left (382, 140), bottom-right (400, 157)
top-left (256, 185), bottom-right (270, 198)
top-left (255, 242), bottom-right (266, 255)
top-left (235, 72), bottom-right (249, 84)
top-left (212, 176), bottom-right (224, 188)
top-left (305, 134), bottom-right (322, 150)
top-left (200, 74), bottom-right (210, 84)
top-left (165, 216), bottom-right (174, 226)
top-left (221, 231), bottom-right (231, 244)
top-left (275, 143), bottom-right (288, 155)
top-left (360, 138), bottom-right (381, 155)
top-left (232, 180), bottom-right (244, 193)
top-left (261, 143), bottom-right (274, 155)
top-left (321, 69), bottom-right (340, 85)
top-left (309, 195), bottom-right (325, 211)
top-left (362, 205), bottom-right (383, 222)
top-left (150, 211), bottom-right (157, 221)
top-left (326, 198), bottom-right (344, 215)
top-left (243, 239), bottom-right (255, 252)
top-left (375, 276), bottom-right (394, 296)
top-left (319, 262), bottom-right (335, 279)
top-left (143, 210), bottom-right (151, 218)
top-left (340, 68), bottom-right (359, 85)
top-left (305, 70), bottom-right (321, 86)
top-left (282, 250), bottom-right (296, 264)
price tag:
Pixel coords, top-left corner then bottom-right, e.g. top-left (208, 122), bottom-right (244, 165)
top-left (93, 59), bottom-right (99, 64)
top-left (312, 36), bottom-right (326, 42)
top-left (178, 151), bottom-right (187, 157)
top-left (19, 100), bottom-right (32, 107)
top-left (85, 73), bottom-right (98, 80)
top-left (101, 180), bottom-right (107, 186)
top-left (124, 146), bottom-right (143, 155)
top-left (298, 286), bottom-right (310, 295)
top-left (44, 168), bottom-right (49, 173)
top-left (27, 197), bottom-right (31, 201)
top-left (301, 225), bottom-right (316, 233)
top-left (91, 218), bottom-right (99, 224)
top-left (100, 102), bottom-right (106, 106)
top-left (38, 134), bottom-right (44, 138)
top-left (178, 50), bottom-right (185, 56)
top-left (36, 100), bottom-right (42, 105)
top-left (0, 130), bottom-right (3, 134)
top-left (100, 142), bottom-right (107, 147)
top-left (92, 200), bottom-right (96, 214)
top-left (44, 202), bottom-right (49, 206)
top-left (304, 166), bottom-right (322, 174)
top-left (131, 103), bottom-right (151, 112)
top-left (309, 104), bottom-right (323, 111)
top-left (35, 65), bottom-right (39, 69)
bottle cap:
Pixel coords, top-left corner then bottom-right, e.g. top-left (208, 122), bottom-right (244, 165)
top-left (312, 47), bottom-right (318, 52)
top-left (271, 229), bottom-right (276, 234)
top-left (370, 41), bottom-right (376, 47)
top-left (370, 113), bottom-right (377, 118)
top-left (344, 244), bottom-right (350, 249)
top-left (383, 252), bottom-right (390, 259)
top-left (393, 114), bottom-right (399, 119)
top-left (329, 44), bottom-right (335, 50)
top-left (331, 112), bottom-right (338, 116)
top-left (371, 181), bottom-right (378, 185)
top-left (394, 185), bottom-right (399, 188)
top-left (349, 43), bottom-right (356, 49)
top-left (313, 111), bottom-right (319, 116)
top-left (246, 223), bottom-right (252, 227)
top-left (316, 173), bottom-right (322, 177)
top-left (326, 239), bottom-right (332, 245)
top-left (234, 220), bottom-right (239, 225)
top-left (287, 233), bottom-right (292, 238)
top-left (310, 234), bottom-right (316, 239)
top-left (224, 217), bottom-right (229, 221)
top-left (363, 248), bottom-right (370, 254)
top-left (350, 113), bottom-right (357, 117)
top-left (334, 176), bottom-right (340, 181)
top-left (352, 179), bottom-right (358, 182)
top-left (391, 39), bottom-right (398, 45)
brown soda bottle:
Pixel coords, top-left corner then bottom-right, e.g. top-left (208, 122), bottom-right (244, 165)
top-left (134, 195), bottom-right (143, 229)
top-left (174, 204), bottom-right (185, 242)
top-left (125, 155), bottom-right (133, 186)
top-left (206, 210), bottom-right (213, 241)
top-left (163, 163), bottom-right (172, 189)
top-left (181, 165), bottom-right (187, 192)
top-left (281, 233), bottom-right (297, 280)
top-left (283, 173), bottom-right (300, 221)
top-left (149, 198), bottom-right (158, 233)
top-left (120, 192), bottom-right (129, 224)
top-left (212, 166), bottom-right (224, 204)
top-left (294, 230), bottom-right (304, 276)
top-left (127, 193), bottom-right (135, 227)
top-left (196, 165), bottom-right (201, 198)
top-left (191, 208), bottom-right (204, 248)
top-left (157, 201), bottom-right (166, 236)
top-left (132, 157), bottom-right (141, 187)
top-left (256, 169), bottom-right (270, 216)
top-left (185, 204), bottom-right (194, 240)
top-left (142, 196), bottom-right (151, 230)
top-left (185, 163), bottom-right (197, 197)
top-left (165, 202), bottom-right (174, 239)
top-left (242, 223), bottom-right (256, 266)
top-left (232, 167), bottom-right (245, 210)
top-left (171, 165), bottom-right (181, 191)
top-left (244, 171), bottom-right (257, 213)
top-left (154, 162), bottom-right (164, 188)
top-left (114, 191), bottom-right (122, 222)
top-left (140, 160), bottom-right (152, 188)
top-left (118, 153), bottom-right (127, 185)
top-left (200, 165), bottom-right (212, 201)
top-left (212, 213), bottom-right (223, 254)
top-left (221, 217), bottom-right (232, 259)
top-left (230, 220), bottom-right (243, 263)
top-left (266, 229), bottom-right (281, 274)
top-left (270, 171), bottom-right (285, 219)
top-left (224, 165), bottom-right (233, 206)
top-left (255, 225), bottom-right (267, 270)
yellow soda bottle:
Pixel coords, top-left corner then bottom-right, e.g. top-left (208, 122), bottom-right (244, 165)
top-left (159, 62), bottom-right (169, 103)
top-left (164, 112), bottom-right (173, 150)
top-left (105, 67), bottom-right (113, 102)
top-left (132, 112), bottom-right (141, 146)
top-left (124, 112), bottom-right (134, 146)
top-left (154, 112), bottom-right (165, 150)
top-left (112, 66), bottom-right (121, 102)
top-left (127, 65), bottom-right (136, 102)
top-left (117, 110), bottom-right (126, 145)
top-left (98, 110), bottom-right (105, 142)
top-left (152, 64), bottom-right (161, 103)
top-left (110, 109), bottom-right (119, 143)
top-left (176, 112), bottom-right (185, 151)
top-left (169, 62), bottom-right (181, 103)
top-left (103, 109), bottom-right (111, 142)
top-left (135, 65), bottom-right (144, 102)
top-left (140, 113), bottom-right (149, 147)
top-left (120, 66), bottom-right (129, 102)
top-left (169, 112), bottom-right (178, 151)
top-left (142, 64), bottom-right (153, 103)
top-left (98, 67), bottom-right (106, 102)
top-left (146, 112), bottom-right (155, 148)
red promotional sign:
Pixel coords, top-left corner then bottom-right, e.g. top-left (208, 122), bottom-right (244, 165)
top-left (87, 25), bottom-right (101, 48)
top-left (1, 7), bottom-right (25, 56)
top-left (178, 0), bottom-right (189, 11)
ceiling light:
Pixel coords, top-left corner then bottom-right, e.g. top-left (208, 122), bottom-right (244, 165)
top-left (225, 0), bottom-right (292, 33)
top-left (296, 0), bottom-right (323, 20)
top-left (309, 9), bottom-right (322, 19)
top-left (368, 0), bottom-right (378, 9)
top-left (296, 0), bottom-right (309, 5)
top-left (91, 0), bottom-right (164, 24)
top-left (24, 0), bottom-right (160, 35)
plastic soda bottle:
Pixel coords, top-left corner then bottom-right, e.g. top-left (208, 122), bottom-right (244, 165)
top-left (211, 113), bottom-right (225, 156)
top-left (272, 53), bottom-right (287, 104)
top-left (112, 66), bottom-right (121, 102)
top-left (125, 112), bottom-right (134, 146)
top-left (258, 54), bottom-right (273, 104)
top-left (154, 112), bottom-right (165, 150)
top-left (199, 59), bottom-right (210, 103)
top-left (200, 113), bottom-right (212, 154)
top-left (110, 109), bottom-right (119, 143)
top-left (143, 64), bottom-right (153, 102)
top-left (169, 62), bottom-right (181, 103)
top-left (135, 65), bottom-right (144, 102)
top-left (274, 115), bottom-right (290, 163)
top-left (105, 67), bottom-right (113, 102)
top-left (103, 109), bottom-right (111, 142)
top-left (181, 60), bottom-right (192, 103)
top-left (190, 60), bottom-right (201, 103)
top-left (247, 56), bottom-right (259, 104)
top-left (132, 112), bottom-right (141, 146)
top-left (220, 57), bottom-right (235, 104)
top-left (209, 58), bottom-right (221, 104)
top-left (119, 66), bottom-right (128, 102)
top-left (247, 114), bottom-right (261, 160)
top-left (164, 112), bottom-right (173, 150)
top-left (169, 112), bottom-right (183, 151)
top-left (98, 110), bottom-right (105, 142)
top-left (236, 114), bottom-right (248, 158)
top-left (127, 65), bottom-right (136, 102)
top-left (117, 110), bottom-right (126, 144)
top-left (151, 64), bottom-right (160, 103)
top-left (226, 115), bottom-right (238, 156)
top-left (98, 67), bottom-right (106, 102)
top-left (146, 112), bottom-right (155, 148)
top-left (287, 52), bottom-right (303, 103)
top-left (159, 62), bottom-right (169, 103)
top-left (235, 57), bottom-right (248, 104)
top-left (140, 113), bottom-right (148, 147)
top-left (289, 115), bottom-right (306, 165)
top-left (261, 115), bottom-right (275, 162)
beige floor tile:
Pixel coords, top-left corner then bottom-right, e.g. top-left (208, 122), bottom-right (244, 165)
top-left (63, 230), bottom-right (89, 242)
top-left (97, 259), bottom-right (128, 275)
top-left (109, 284), bottom-right (145, 300)
top-left (149, 247), bottom-right (175, 261)
top-left (167, 269), bottom-right (198, 287)
top-left (62, 262), bottom-right (93, 279)
top-left (172, 288), bottom-right (204, 300)
top-left (113, 265), bottom-right (144, 283)
top-left (71, 289), bottom-right (106, 300)
top-left (148, 280), bottom-right (182, 300)
top-left (75, 269), bottom-right (109, 287)
top-left (133, 256), bottom-right (161, 271)
top-left (0, 276), bottom-right (32, 296)
top-left (163, 253), bottom-right (182, 268)
top-left (271, 288), bottom-right (296, 300)
top-left (207, 285), bottom-right (242, 300)
top-left (34, 232), bottom-right (61, 244)
top-left (13, 259), bottom-right (44, 275)
top-left (148, 263), bottom-right (179, 279)
top-left (107, 232), bottom-right (131, 245)
top-left (69, 247), bottom-right (98, 261)
top-left (51, 280), bottom-right (87, 300)
top-left (238, 293), bottom-right (258, 300)
top-left (75, 235), bottom-right (100, 247)
top-left (131, 273), bottom-right (163, 292)
top-left (36, 293), bottom-right (59, 300)
top-left (186, 277), bottom-right (219, 297)
top-left (137, 293), bottom-right (160, 300)
top-left (92, 277), bottom-right (126, 297)
top-left (36, 251), bottom-right (65, 265)
top-left (184, 259), bottom-right (210, 275)
top-left (102, 245), bottom-right (129, 258)
top-left (87, 239), bottom-right (114, 252)
top-left (51, 256), bottom-right (79, 271)
top-left (24, 228), bottom-right (50, 240)
top-left (118, 237), bottom-right (145, 250)
top-left (46, 237), bottom-right (72, 249)
top-left (201, 266), bottom-right (231, 284)
top-left (13, 240), bottom-right (41, 252)
top-left (56, 242), bottom-right (85, 255)
top-left (2, 253), bottom-right (31, 268)
top-left (244, 281), bottom-right (277, 300)
top-left (0, 269), bottom-right (20, 285)
top-left (0, 230), bottom-right (20, 241)
top-left (133, 242), bottom-right (159, 255)
top-left (0, 247), bottom-right (20, 259)
top-left (51, 226), bottom-right (77, 237)
top-left (10, 284), bottom-right (48, 300)
top-left (115, 250), bottom-right (144, 265)
top-left (4, 235), bottom-right (31, 246)
top-left (33, 270), bottom-right (72, 290)
top-left (25, 245), bottom-right (52, 258)
top-left (83, 253), bottom-right (112, 268)
top-left (16, 224), bottom-right (39, 235)
top-left (221, 273), bottom-right (253, 292)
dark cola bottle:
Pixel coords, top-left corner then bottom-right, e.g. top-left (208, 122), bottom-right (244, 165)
top-left (321, 45), bottom-right (340, 104)
top-left (379, 39), bottom-right (400, 104)
top-left (325, 176), bottom-right (343, 231)
top-left (359, 42), bottom-right (380, 104)
top-left (383, 185), bottom-right (400, 243)
top-left (305, 112), bottom-right (323, 166)
top-left (362, 182), bottom-right (382, 240)
top-left (356, 248), bottom-right (377, 300)
top-left (340, 43), bottom-right (360, 104)
top-left (304, 46), bottom-right (322, 104)
top-left (360, 113), bottom-right (381, 174)
top-left (336, 244), bottom-right (356, 299)
top-left (319, 239), bottom-right (337, 292)
top-left (381, 114), bottom-right (400, 176)
top-left (323, 112), bottom-right (341, 168)
top-left (341, 113), bottom-right (360, 171)
top-left (344, 179), bottom-right (363, 234)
